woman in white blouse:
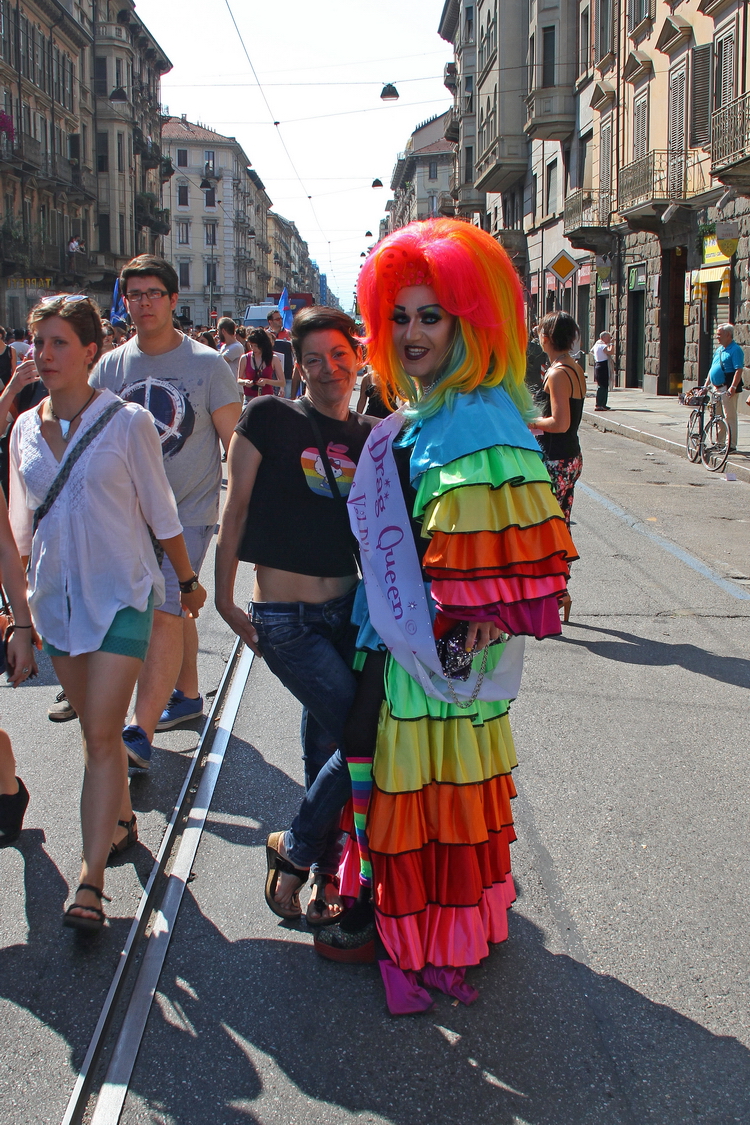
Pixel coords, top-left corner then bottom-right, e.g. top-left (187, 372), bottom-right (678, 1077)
top-left (10, 295), bottom-right (206, 932)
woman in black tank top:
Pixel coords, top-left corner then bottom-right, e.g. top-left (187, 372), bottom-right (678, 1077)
top-left (533, 311), bottom-right (586, 620)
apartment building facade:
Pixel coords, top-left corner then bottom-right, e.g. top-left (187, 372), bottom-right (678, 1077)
top-left (90, 0), bottom-right (171, 306)
top-left (0, 0), bottom-right (171, 325)
top-left (438, 0), bottom-right (750, 405)
top-left (0, 0), bottom-right (95, 327)
top-left (162, 116), bottom-right (272, 326)
top-left (268, 210), bottom-right (321, 302)
top-left (382, 112), bottom-right (455, 235)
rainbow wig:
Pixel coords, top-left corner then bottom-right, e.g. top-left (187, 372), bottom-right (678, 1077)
top-left (358, 218), bottom-right (531, 421)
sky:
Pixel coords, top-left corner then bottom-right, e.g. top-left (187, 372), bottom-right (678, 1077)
top-left (135, 0), bottom-right (454, 311)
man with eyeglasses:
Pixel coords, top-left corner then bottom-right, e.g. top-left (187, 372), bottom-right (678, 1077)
top-left (87, 255), bottom-right (241, 770)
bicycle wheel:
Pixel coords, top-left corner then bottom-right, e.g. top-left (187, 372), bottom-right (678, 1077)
top-left (686, 409), bottom-right (702, 462)
top-left (700, 415), bottom-right (730, 472)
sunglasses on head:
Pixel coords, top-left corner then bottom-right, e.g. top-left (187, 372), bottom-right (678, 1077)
top-left (39, 294), bottom-right (89, 307)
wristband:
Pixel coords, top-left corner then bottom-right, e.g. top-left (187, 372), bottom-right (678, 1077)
top-left (178, 574), bottom-right (200, 594)
top-left (13, 624), bottom-right (33, 629)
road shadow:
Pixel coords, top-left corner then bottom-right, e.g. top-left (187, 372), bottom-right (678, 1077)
top-left (121, 894), bottom-right (750, 1125)
top-left (557, 621), bottom-right (750, 691)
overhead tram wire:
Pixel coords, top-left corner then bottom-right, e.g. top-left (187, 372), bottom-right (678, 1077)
top-left (222, 0), bottom-right (341, 291)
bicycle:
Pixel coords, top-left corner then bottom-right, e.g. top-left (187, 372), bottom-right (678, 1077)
top-left (680, 386), bottom-right (730, 472)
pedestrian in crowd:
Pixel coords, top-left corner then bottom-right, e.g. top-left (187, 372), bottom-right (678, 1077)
top-left (237, 329), bottom-right (285, 401)
top-left (0, 327), bottom-right (17, 388)
top-left (111, 321), bottom-right (129, 347)
top-left (215, 306), bottom-right (374, 926)
top-left (318, 219), bottom-right (575, 1009)
top-left (591, 330), bottom-right (614, 411)
top-left (702, 323), bottom-right (745, 453)
top-left (534, 310), bottom-right (586, 621)
top-left (236, 325), bottom-right (249, 351)
top-left (89, 256), bottom-right (240, 770)
top-left (10, 329), bottom-right (31, 363)
top-left (355, 365), bottom-right (390, 418)
top-left (9, 294), bottom-right (206, 930)
top-left (524, 324), bottom-right (547, 396)
top-left (0, 354), bottom-right (46, 498)
top-left (100, 321), bottom-right (116, 354)
top-left (200, 331), bottom-right (218, 351)
top-left (266, 309), bottom-right (294, 397)
top-left (0, 485), bottom-right (38, 847)
top-left (217, 317), bottom-right (245, 379)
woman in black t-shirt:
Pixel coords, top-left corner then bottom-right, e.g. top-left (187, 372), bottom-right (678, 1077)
top-left (215, 306), bottom-right (374, 928)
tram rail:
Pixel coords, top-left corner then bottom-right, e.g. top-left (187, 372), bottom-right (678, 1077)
top-left (60, 638), bottom-right (253, 1125)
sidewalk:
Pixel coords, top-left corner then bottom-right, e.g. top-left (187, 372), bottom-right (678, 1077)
top-left (581, 387), bottom-right (750, 483)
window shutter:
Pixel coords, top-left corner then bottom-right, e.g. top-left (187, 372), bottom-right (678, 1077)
top-left (715, 31), bottom-right (735, 109)
top-left (690, 44), bottom-right (712, 148)
top-left (633, 93), bottom-right (648, 160)
top-left (600, 118), bottom-right (612, 193)
top-left (668, 65), bottom-right (687, 196)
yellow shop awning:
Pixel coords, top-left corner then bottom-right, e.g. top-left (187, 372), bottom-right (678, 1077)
top-left (693, 266), bottom-right (730, 284)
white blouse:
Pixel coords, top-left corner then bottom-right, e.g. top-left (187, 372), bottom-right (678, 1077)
top-left (10, 389), bottom-right (183, 656)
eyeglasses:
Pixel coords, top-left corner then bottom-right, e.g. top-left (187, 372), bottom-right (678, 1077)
top-left (39, 294), bottom-right (89, 307)
top-left (125, 288), bottom-right (169, 303)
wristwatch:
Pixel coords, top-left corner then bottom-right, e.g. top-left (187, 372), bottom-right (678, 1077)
top-left (179, 573), bottom-right (200, 594)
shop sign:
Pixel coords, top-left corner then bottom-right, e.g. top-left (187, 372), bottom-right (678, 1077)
top-left (546, 272), bottom-right (557, 291)
top-left (595, 254), bottom-right (612, 281)
top-left (578, 262), bottom-right (592, 285)
top-left (714, 221), bottom-right (739, 259)
top-left (703, 236), bottom-right (732, 266)
top-left (546, 250), bottom-right (578, 283)
top-left (6, 277), bottom-right (53, 289)
top-left (628, 263), bottom-right (647, 291)
top-left (596, 274), bottom-right (610, 294)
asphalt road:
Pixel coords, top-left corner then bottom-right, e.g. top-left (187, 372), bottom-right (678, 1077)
top-left (2, 427), bottom-right (749, 1124)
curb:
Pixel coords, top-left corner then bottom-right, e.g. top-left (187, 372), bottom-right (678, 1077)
top-left (581, 410), bottom-right (750, 484)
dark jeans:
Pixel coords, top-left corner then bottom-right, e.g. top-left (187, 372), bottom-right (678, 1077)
top-left (594, 360), bottom-right (609, 408)
top-left (250, 590), bottom-right (357, 874)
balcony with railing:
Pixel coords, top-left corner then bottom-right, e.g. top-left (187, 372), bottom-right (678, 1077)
top-left (72, 166), bottom-right (98, 198)
top-left (494, 228), bottom-right (528, 272)
top-left (20, 133), bottom-right (43, 169)
top-left (444, 105), bottom-right (460, 143)
top-left (711, 92), bottom-right (750, 190)
top-left (563, 188), bottom-right (615, 253)
top-left (438, 191), bottom-right (455, 216)
top-left (618, 149), bottom-right (713, 214)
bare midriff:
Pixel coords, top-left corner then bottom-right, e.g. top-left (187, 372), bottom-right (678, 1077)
top-left (252, 565), bottom-right (358, 605)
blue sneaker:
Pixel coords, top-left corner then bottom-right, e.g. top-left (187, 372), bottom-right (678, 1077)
top-left (155, 689), bottom-right (204, 731)
top-left (123, 724), bottom-right (152, 771)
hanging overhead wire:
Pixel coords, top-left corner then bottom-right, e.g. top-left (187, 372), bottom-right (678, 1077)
top-left (222, 0), bottom-right (341, 289)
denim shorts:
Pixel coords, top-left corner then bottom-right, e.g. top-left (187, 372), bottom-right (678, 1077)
top-left (43, 591), bottom-right (155, 661)
top-left (160, 524), bottom-right (215, 616)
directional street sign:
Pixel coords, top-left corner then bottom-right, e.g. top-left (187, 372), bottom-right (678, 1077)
top-left (546, 250), bottom-right (578, 283)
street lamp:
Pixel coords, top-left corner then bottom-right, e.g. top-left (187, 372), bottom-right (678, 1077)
top-left (372, 179), bottom-right (383, 188)
top-left (380, 83), bottom-right (399, 101)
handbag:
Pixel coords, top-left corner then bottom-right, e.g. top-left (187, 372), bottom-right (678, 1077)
top-left (32, 399), bottom-right (127, 536)
top-left (298, 398), bottom-right (360, 570)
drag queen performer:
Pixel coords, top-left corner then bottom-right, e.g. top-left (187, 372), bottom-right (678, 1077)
top-left (315, 219), bottom-right (577, 1014)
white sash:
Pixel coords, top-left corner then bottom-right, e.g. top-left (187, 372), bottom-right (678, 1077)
top-left (347, 411), bottom-right (525, 704)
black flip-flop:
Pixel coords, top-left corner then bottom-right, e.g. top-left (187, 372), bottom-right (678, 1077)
top-left (306, 873), bottom-right (344, 928)
top-left (265, 831), bottom-right (309, 920)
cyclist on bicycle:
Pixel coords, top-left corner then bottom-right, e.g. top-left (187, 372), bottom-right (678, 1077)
top-left (702, 324), bottom-right (745, 453)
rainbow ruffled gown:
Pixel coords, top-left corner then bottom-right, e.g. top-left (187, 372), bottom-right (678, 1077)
top-left (341, 386), bottom-right (577, 1004)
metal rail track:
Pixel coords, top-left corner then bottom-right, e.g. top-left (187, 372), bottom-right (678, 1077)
top-left (60, 638), bottom-right (253, 1125)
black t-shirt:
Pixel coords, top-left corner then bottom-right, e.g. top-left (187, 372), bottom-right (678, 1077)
top-left (235, 396), bottom-right (371, 577)
top-left (272, 338), bottom-right (294, 380)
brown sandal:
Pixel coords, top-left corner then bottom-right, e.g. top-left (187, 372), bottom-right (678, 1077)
top-left (265, 831), bottom-right (309, 920)
top-left (63, 883), bottom-right (111, 933)
top-left (306, 873), bottom-right (344, 927)
top-left (107, 814), bottom-right (138, 865)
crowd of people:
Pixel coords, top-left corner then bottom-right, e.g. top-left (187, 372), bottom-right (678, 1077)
top-left (2, 221), bottom-right (586, 1013)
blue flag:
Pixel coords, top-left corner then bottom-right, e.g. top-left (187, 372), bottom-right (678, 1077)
top-left (278, 287), bottom-right (293, 332)
top-left (110, 278), bottom-right (127, 325)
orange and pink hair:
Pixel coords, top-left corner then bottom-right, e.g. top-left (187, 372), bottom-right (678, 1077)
top-left (357, 218), bottom-right (529, 419)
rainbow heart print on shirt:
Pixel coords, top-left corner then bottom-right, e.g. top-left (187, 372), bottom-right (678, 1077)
top-left (301, 444), bottom-right (357, 498)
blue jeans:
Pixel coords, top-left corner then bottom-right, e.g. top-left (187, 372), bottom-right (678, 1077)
top-left (250, 590), bottom-right (357, 874)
